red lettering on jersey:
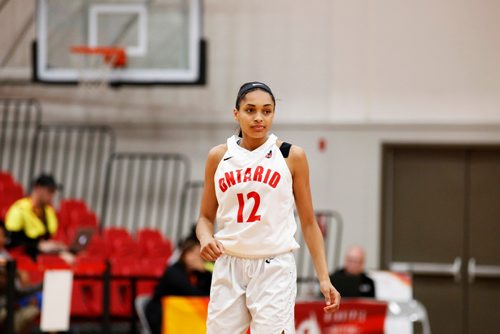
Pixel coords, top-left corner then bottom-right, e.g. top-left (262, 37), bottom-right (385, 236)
top-left (253, 165), bottom-right (264, 182)
top-left (225, 171), bottom-right (236, 187)
top-left (263, 169), bottom-right (272, 184)
top-left (236, 169), bottom-right (243, 183)
top-left (243, 168), bottom-right (252, 182)
top-left (268, 172), bottom-right (281, 188)
top-left (219, 167), bottom-right (281, 191)
top-left (219, 178), bottom-right (228, 192)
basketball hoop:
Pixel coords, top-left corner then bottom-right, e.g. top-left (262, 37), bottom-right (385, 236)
top-left (70, 46), bottom-right (127, 89)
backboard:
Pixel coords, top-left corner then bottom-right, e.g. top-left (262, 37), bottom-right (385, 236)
top-left (35, 0), bottom-right (205, 85)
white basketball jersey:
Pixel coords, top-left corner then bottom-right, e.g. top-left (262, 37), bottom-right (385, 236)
top-left (214, 134), bottom-right (300, 258)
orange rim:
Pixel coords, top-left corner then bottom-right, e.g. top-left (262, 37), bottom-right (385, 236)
top-left (70, 46), bottom-right (127, 68)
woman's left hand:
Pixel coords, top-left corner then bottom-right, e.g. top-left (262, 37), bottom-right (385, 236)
top-left (320, 279), bottom-right (341, 313)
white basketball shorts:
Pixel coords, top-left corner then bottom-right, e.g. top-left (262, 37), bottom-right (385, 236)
top-left (206, 252), bottom-right (297, 334)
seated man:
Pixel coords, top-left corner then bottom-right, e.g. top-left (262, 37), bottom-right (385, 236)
top-left (329, 245), bottom-right (376, 298)
top-left (145, 236), bottom-right (212, 334)
top-left (5, 174), bottom-right (69, 262)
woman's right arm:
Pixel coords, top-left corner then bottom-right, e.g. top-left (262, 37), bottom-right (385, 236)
top-left (196, 145), bottom-right (226, 262)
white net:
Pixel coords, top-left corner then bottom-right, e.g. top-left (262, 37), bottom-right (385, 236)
top-left (70, 47), bottom-right (126, 91)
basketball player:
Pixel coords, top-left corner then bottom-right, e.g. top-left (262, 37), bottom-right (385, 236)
top-left (196, 82), bottom-right (340, 334)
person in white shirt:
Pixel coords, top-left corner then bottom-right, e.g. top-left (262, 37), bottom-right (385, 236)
top-left (196, 82), bottom-right (341, 334)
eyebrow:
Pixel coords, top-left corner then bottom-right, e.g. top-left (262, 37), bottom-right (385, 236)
top-left (245, 104), bottom-right (273, 107)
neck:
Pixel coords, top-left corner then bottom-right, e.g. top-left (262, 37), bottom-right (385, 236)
top-left (239, 135), bottom-right (269, 151)
top-left (30, 194), bottom-right (43, 208)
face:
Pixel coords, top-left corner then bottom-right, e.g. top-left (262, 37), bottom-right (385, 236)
top-left (33, 186), bottom-right (56, 206)
top-left (344, 247), bottom-right (365, 275)
top-left (234, 90), bottom-right (275, 140)
top-left (183, 244), bottom-right (205, 272)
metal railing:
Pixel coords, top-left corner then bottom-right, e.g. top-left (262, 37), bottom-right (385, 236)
top-left (295, 210), bottom-right (343, 295)
top-left (0, 98), bottom-right (41, 188)
top-left (177, 180), bottom-right (204, 241)
top-left (30, 124), bottom-right (115, 213)
top-left (101, 153), bottom-right (190, 243)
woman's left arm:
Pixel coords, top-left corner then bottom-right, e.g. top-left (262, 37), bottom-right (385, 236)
top-left (290, 146), bottom-right (341, 313)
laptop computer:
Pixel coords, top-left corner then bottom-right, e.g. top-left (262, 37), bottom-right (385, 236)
top-left (68, 227), bottom-right (96, 253)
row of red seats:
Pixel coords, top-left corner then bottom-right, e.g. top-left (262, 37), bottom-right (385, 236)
top-left (61, 224), bottom-right (172, 317)
top-left (85, 227), bottom-right (173, 259)
top-left (92, 227), bottom-right (173, 316)
top-left (12, 232), bottom-right (171, 318)
top-left (2, 172), bottom-right (172, 317)
top-left (81, 227), bottom-right (172, 316)
top-left (56, 199), bottom-right (173, 260)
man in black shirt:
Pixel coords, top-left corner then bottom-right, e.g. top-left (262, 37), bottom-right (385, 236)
top-left (329, 245), bottom-right (376, 298)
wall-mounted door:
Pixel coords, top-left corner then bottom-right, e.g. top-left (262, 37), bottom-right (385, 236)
top-left (382, 146), bottom-right (500, 334)
top-left (467, 149), bottom-right (500, 333)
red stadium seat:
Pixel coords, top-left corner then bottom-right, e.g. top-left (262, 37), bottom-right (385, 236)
top-left (0, 171), bottom-right (17, 194)
top-left (148, 239), bottom-right (173, 259)
top-left (71, 280), bottom-right (104, 316)
top-left (110, 278), bottom-right (133, 317)
top-left (109, 256), bottom-right (139, 317)
top-left (71, 255), bottom-right (106, 317)
top-left (135, 228), bottom-right (170, 294)
top-left (0, 171), bottom-right (15, 185)
top-left (136, 257), bottom-right (168, 295)
top-left (110, 256), bottom-right (138, 276)
top-left (138, 257), bottom-right (167, 277)
top-left (104, 227), bottom-right (132, 242)
top-left (0, 183), bottom-right (24, 220)
top-left (83, 235), bottom-right (111, 259)
top-left (137, 228), bottom-right (163, 244)
top-left (0, 184), bottom-right (23, 199)
top-left (79, 211), bottom-right (98, 227)
top-left (59, 199), bottom-right (87, 213)
top-left (56, 199), bottom-right (100, 245)
top-left (137, 228), bottom-right (173, 259)
top-left (104, 227), bottom-right (134, 257)
top-left (111, 238), bottom-right (140, 258)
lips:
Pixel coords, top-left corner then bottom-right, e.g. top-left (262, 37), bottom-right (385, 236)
top-left (252, 125), bottom-right (265, 130)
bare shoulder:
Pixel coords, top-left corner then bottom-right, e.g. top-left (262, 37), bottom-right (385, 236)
top-left (288, 144), bottom-right (307, 161)
top-left (207, 144), bottom-right (228, 166)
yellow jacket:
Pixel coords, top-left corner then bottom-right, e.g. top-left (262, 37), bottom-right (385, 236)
top-left (5, 198), bottom-right (58, 239)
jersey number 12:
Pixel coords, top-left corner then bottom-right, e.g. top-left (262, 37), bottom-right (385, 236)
top-left (236, 192), bottom-right (261, 223)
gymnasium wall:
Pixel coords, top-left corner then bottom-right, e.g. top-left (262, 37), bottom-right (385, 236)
top-left (1, 0), bottom-right (500, 268)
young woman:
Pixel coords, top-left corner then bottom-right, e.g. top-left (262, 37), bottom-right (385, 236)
top-left (145, 236), bottom-right (212, 334)
top-left (196, 82), bottom-right (340, 333)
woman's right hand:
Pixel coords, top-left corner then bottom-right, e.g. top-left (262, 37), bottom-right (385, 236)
top-left (199, 236), bottom-right (225, 262)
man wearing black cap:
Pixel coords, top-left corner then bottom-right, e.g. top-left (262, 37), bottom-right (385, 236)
top-left (5, 174), bottom-right (66, 261)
